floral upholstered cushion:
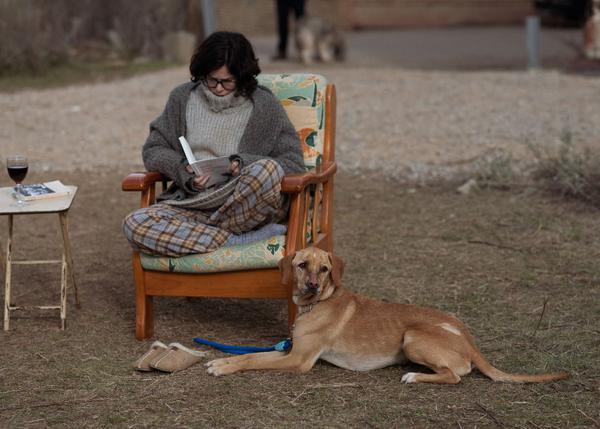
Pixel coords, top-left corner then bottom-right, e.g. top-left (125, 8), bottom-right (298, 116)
top-left (141, 74), bottom-right (327, 273)
top-left (258, 73), bottom-right (327, 169)
top-left (259, 74), bottom-right (328, 242)
top-left (141, 235), bottom-right (286, 273)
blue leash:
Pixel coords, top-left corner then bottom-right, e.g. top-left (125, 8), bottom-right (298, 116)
top-left (193, 337), bottom-right (292, 355)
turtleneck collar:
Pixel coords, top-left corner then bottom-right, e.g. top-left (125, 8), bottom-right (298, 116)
top-left (199, 82), bottom-right (248, 113)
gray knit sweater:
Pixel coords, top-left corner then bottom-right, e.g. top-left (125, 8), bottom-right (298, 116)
top-left (185, 84), bottom-right (253, 160)
top-left (142, 81), bottom-right (305, 201)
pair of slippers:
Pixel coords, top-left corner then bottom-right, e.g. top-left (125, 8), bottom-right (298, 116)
top-left (133, 341), bottom-right (207, 373)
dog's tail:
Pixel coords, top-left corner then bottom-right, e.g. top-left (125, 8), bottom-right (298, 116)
top-left (471, 347), bottom-right (569, 383)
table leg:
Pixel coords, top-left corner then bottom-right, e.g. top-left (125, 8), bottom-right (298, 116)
top-left (58, 212), bottom-right (79, 306)
top-left (58, 212), bottom-right (75, 330)
top-left (4, 215), bottom-right (13, 331)
top-left (60, 249), bottom-right (67, 330)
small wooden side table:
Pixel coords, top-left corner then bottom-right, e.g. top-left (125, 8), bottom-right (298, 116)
top-left (0, 185), bottom-right (79, 330)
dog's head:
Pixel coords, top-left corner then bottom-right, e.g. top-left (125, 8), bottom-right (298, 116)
top-left (278, 247), bottom-right (344, 306)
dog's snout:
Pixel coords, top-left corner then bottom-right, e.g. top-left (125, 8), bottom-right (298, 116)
top-left (305, 272), bottom-right (320, 292)
top-left (306, 280), bottom-right (319, 290)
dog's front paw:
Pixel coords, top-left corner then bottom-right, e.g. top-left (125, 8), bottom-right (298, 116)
top-left (401, 372), bottom-right (418, 384)
top-left (206, 365), bottom-right (228, 376)
top-left (205, 358), bottom-right (236, 376)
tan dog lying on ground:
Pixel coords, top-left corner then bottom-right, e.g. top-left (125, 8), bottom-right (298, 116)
top-left (206, 247), bottom-right (569, 384)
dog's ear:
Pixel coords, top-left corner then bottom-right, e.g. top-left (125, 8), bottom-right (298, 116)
top-left (278, 253), bottom-right (295, 285)
top-left (328, 253), bottom-right (344, 287)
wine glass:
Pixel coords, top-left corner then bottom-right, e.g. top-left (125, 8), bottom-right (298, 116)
top-left (6, 155), bottom-right (28, 205)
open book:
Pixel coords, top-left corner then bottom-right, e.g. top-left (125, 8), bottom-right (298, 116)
top-left (18, 180), bottom-right (73, 201)
top-left (179, 136), bottom-right (232, 188)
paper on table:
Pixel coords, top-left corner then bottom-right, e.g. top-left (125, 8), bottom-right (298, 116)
top-left (18, 180), bottom-right (73, 201)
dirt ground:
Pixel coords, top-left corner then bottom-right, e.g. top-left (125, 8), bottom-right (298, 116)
top-left (0, 168), bottom-right (599, 428)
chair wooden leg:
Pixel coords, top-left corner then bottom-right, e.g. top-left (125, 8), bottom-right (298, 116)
top-left (133, 252), bottom-right (153, 340)
top-left (135, 293), bottom-right (153, 340)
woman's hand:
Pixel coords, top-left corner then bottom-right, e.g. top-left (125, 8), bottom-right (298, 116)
top-left (192, 175), bottom-right (211, 190)
top-left (186, 165), bottom-right (211, 190)
top-left (229, 160), bottom-right (241, 177)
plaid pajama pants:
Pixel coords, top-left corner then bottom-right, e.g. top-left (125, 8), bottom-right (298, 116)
top-left (123, 159), bottom-right (287, 256)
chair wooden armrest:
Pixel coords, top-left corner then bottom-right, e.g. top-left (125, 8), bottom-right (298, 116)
top-left (281, 161), bottom-right (337, 193)
top-left (122, 172), bottom-right (166, 208)
top-left (121, 160), bottom-right (336, 198)
top-left (122, 172), bottom-right (165, 192)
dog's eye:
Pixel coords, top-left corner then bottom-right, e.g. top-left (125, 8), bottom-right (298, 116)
top-left (298, 262), bottom-right (307, 269)
top-left (320, 266), bottom-right (329, 273)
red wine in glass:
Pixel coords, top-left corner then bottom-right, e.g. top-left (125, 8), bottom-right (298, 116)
top-left (7, 165), bottom-right (28, 183)
top-left (6, 155), bottom-right (28, 205)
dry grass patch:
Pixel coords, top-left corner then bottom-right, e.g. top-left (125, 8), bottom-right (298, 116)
top-left (0, 170), bottom-right (598, 428)
top-left (530, 132), bottom-right (600, 208)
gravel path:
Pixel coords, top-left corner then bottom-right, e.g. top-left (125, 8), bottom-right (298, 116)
top-left (2, 30), bottom-right (599, 183)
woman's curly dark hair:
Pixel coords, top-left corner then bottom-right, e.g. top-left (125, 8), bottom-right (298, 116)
top-left (189, 31), bottom-right (261, 98)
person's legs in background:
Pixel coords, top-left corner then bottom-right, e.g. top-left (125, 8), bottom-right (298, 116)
top-left (291, 0), bottom-right (305, 23)
top-left (274, 0), bottom-right (290, 59)
top-left (273, 0), bottom-right (306, 60)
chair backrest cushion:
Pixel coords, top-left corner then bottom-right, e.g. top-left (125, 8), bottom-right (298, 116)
top-left (257, 74), bottom-right (328, 169)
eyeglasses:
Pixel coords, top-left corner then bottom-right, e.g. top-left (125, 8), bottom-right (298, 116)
top-left (204, 76), bottom-right (237, 90)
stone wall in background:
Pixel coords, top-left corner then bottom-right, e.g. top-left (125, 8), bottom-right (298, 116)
top-left (343, 0), bottom-right (534, 29)
top-left (211, 0), bottom-right (533, 36)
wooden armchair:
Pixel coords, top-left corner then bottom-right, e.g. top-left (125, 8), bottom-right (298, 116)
top-left (122, 74), bottom-right (337, 340)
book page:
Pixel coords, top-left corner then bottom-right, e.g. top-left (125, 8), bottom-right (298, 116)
top-left (178, 136), bottom-right (197, 166)
top-left (179, 136), bottom-right (233, 187)
top-left (190, 157), bottom-right (232, 187)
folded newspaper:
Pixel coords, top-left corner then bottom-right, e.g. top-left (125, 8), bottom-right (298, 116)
top-left (179, 136), bottom-right (231, 188)
top-left (17, 180), bottom-right (73, 201)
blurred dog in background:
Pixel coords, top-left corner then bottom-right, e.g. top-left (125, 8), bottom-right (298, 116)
top-left (295, 16), bottom-right (345, 64)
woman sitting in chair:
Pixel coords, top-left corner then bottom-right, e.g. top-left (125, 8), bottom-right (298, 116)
top-left (123, 31), bottom-right (305, 257)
